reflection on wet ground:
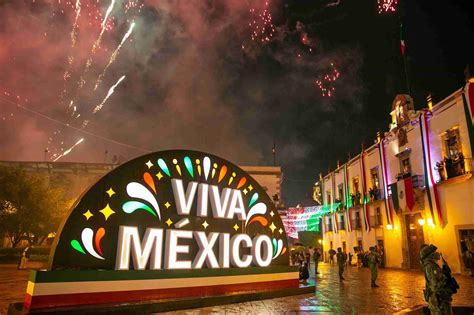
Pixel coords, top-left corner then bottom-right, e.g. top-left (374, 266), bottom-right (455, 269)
top-left (164, 263), bottom-right (474, 314)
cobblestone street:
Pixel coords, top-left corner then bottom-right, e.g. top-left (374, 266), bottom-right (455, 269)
top-left (1, 263), bottom-right (473, 314)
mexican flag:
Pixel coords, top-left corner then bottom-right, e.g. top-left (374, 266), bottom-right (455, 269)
top-left (390, 177), bottom-right (415, 212)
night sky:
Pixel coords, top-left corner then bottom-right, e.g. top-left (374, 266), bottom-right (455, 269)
top-left (0, 0), bottom-right (472, 206)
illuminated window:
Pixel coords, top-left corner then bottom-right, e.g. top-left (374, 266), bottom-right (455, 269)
top-left (352, 177), bottom-right (360, 194)
top-left (370, 167), bottom-right (379, 189)
top-left (338, 184), bottom-right (344, 201)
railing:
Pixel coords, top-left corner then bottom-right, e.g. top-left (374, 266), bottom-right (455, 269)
top-left (435, 157), bottom-right (473, 182)
top-left (368, 188), bottom-right (382, 202)
top-left (369, 215), bottom-right (383, 227)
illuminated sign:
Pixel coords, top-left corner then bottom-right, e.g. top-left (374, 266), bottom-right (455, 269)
top-left (49, 150), bottom-right (289, 270)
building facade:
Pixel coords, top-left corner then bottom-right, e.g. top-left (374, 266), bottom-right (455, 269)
top-left (317, 84), bottom-right (474, 274)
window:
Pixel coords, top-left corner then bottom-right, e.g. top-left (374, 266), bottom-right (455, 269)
top-left (401, 157), bottom-right (411, 174)
top-left (444, 128), bottom-right (462, 159)
top-left (330, 241), bottom-right (333, 250)
top-left (370, 167), bottom-right (380, 189)
top-left (340, 214), bottom-right (345, 230)
top-left (338, 184), bottom-right (344, 201)
top-left (357, 240), bottom-right (363, 251)
top-left (342, 241), bottom-right (347, 253)
top-left (352, 177), bottom-right (360, 194)
top-left (376, 207), bottom-right (382, 226)
top-left (327, 190), bottom-right (332, 204)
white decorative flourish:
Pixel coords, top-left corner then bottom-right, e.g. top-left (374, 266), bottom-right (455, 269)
top-left (203, 156), bottom-right (211, 180)
top-left (81, 228), bottom-right (104, 260)
top-left (245, 202), bottom-right (267, 226)
top-left (126, 182), bottom-right (161, 220)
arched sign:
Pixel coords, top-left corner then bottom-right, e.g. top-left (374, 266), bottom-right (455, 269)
top-left (25, 151), bottom-right (297, 311)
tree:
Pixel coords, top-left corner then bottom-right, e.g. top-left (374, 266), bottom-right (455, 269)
top-left (0, 166), bottom-right (70, 247)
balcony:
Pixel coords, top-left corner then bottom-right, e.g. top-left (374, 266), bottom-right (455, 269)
top-left (394, 172), bottom-right (425, 189)
top-left (368, 188), bottom-right (382, 202)
top-left (369, 215), bottom-right (383, 228)
top-left (435, 157), bottom-right (472, 182)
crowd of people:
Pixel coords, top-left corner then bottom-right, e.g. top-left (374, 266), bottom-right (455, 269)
top-left (290, 242), bottom-right (459, 314)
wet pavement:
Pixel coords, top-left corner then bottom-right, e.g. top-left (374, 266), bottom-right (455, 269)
top-left (1, 262), bottom-right (473, 314)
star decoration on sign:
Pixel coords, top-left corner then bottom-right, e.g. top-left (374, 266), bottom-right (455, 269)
top-left (156, 172), bottom-right (164, 180)
top-left (166, 218), bottom-right (173, 227)
top-left (106, 188), bottom-right (115, 197)
top-left (165, 202), bottom-right (171, 209)
top-left (146, 160), bottom-right (154, 169)
top-left (270, 211), bottom-right (274, 217)
top-left (202, 221), bottom-right (209, 229)
top-left (233, 224), bottom-right (239, 231)
top-left (269, 222), bottom-right (276, 233)
top-left (243, 189), bottom-right (248, 195)
top-left (99, 204), bottom-right (115, 221)
top-left (279, 228), bottom-right (283, 234)
top-left (83, 210), bottom-right (93, 220)
top-left (248, 185), bottom-right (253, 191)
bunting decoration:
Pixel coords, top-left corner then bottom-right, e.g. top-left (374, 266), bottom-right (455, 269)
top-left (378, 139), bottom-right (393, 225)
top-left (331, 173), bottom-right (338, 234)
top-left (359, 151), bottom-right (371, 232)
top-left (343, 164), bottom-right (352, 231)
top-left (462, 81), bottom-right (474, 157)
top-left (419, 112), bottom-right (444, 226)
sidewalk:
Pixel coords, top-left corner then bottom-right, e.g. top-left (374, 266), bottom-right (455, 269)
top-left (1, 262), bottom-right (473, 314)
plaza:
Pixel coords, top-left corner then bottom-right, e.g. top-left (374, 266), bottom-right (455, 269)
top-left (2, 262), bottom-right (473, 314)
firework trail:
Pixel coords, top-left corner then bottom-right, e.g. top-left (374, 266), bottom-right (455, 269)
top-left (325, 0), bottom-right (341, 7)
top-left (59, 0), bottom-right (81, 104)
top-left (52, 138), bottom-right (84, 161)
top-left (78, 0), bottom-right (116, 88)
top-left (94, 22), bottom-right (135, 91)
top-left (92, 75), bottom-right (126, 113)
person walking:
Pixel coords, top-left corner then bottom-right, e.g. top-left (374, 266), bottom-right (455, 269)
top-left (368, 246), bottom-right (381, 287)
top-left (313, 248), bottom-right (321, 275)
top-left (348, 252), bottom-right (353, 266)
top-left (336, 247), bottom-right (346, 281)
top-left (420, 244), bottom-right (456, 315)
top-left (18, 245), bottom-right (31, 270)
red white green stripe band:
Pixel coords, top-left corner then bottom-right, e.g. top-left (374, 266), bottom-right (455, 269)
top-left (25, 267), bottom-right (299, 310)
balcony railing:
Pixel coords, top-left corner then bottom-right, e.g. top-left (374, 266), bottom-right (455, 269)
top-left (369, 215), bottom-right (383, 227)
top-left (368, 188), bottom-right (382, 202)
top-left (435, 157), bottom-right (472, 182)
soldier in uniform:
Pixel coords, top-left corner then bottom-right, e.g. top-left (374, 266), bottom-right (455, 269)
top-left (368, 246), bottom-right (381, 287)
top-left (336, 247), bottom-right (346, 281)
top-left (420, 244), bottom-right (454, 315)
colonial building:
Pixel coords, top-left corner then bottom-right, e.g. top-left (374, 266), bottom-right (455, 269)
top-left (316, 83), bottom-right (474, 274)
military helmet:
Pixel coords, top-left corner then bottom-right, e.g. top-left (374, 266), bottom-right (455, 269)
top-left (420, 244), bottom-right (438, 260)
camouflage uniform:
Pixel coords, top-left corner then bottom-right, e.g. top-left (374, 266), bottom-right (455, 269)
top-left (336, 250), bottom-right (346, 280)
top-left (368, 248), bottom-right (380, 287)
top-left (421, 245), bottom-right (453, 315)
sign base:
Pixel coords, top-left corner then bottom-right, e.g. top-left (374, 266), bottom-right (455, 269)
top-left (20, 267), bottom-right (300, 311)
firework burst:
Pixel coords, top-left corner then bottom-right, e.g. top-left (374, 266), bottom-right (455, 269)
top-left (315, 63), bottom-right (340, 97)
top-left (377, 0), bottom-right (398, 14)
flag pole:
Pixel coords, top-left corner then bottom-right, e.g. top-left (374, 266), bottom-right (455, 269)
top-left (400, 20), bottom-right (411, 95)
